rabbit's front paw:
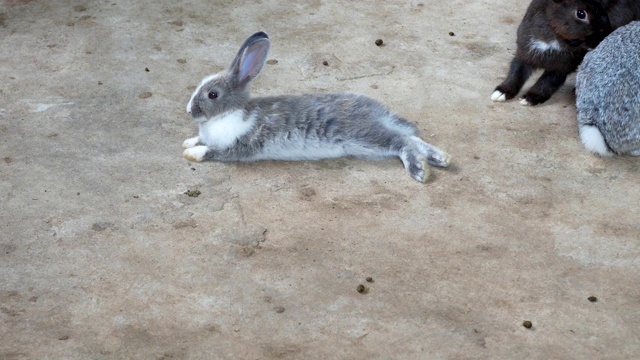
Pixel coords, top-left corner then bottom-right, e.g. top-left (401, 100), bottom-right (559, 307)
top-left (183, 136), bottom-right (200, 149)
top-left (519, 92), bottom-right (549, 106)
top-left (490, 90), bottom-right (508, 102)
top-left (183, 146), bottom-right (208, 162)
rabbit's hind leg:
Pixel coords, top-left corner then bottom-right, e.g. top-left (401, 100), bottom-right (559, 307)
top-left (410, 136), bottom-right (451, 167)
top-left (399, 148), bottom-right (430, 183)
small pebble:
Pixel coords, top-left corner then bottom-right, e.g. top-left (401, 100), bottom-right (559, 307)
top-left (59, 335), bottom-right (69, 340)
top-left (375, 39), bottom-right (384, 46)
top-left (356, 284), bottom-right (369, 294)
top-left (366, 277), bottom-right (374, 283)
top-left (322, 60), bottom-right (329, 66)
top-left (177, 59), bottom-right (187, 64)
top-left (274, 306), bottom-right (285, 313)
top-left (266, 59), bottom-right (278, 65)
top-left (144, 67), bottom-right (150, 72)
top-left (449, 32), bottom-right (455, 36)
top-left (522, 321), bottom-right (532, 329)
top-left (138, 92), bottom-right (152, 99)
top-left (588, 296), bottom-right (597, 302)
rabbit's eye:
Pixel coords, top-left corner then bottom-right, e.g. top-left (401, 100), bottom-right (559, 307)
top-left (208, 91), bottom-right (218, 99)
top-left (576, 10), bottom-right (587, 20)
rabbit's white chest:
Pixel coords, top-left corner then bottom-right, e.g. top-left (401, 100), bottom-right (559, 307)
top-left (199, 110), bottom-right (255, 149)
top-left (528, 37), bottom-right (562, 53)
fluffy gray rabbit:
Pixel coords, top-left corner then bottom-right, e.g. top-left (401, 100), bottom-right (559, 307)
top-left (575, 21), bottom-right (640, 156)
top-left (182, 32), bottom-right (450, 182)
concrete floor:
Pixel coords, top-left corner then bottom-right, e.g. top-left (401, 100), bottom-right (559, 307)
top-left (1, 0), bottom-right (639, 359)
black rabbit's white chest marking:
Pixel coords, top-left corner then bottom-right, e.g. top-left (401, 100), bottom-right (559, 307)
top-left (528, 37), bottom-right (562, 54)
top-left (198, 109), bottom-right (255, 149)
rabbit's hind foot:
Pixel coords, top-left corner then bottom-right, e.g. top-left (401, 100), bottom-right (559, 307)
top-left (401, 152), bottom-right (430, 183)
top-left (410, 136), bottom-right (451, 168)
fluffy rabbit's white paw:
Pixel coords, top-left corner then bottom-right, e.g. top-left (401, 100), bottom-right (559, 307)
top-left (491, 90), bottom-right (507, 102)
top-left (183, 146), bottom-right (208, 162)
top-left (182, 136), bottom-right (200, 149)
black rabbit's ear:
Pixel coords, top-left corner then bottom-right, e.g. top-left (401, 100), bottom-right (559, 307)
top-left (229, 32), bottom-right (271, 88)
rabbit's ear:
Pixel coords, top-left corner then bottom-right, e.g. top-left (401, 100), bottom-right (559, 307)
top-left (229, 32), bottom-right (271, 88)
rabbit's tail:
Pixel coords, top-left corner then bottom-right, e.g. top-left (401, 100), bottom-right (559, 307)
top-left (579, 124), bottom-right (615, 156)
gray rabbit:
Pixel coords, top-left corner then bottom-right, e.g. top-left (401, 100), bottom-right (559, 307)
top-left (575, 21), bottom-right (640, 156)
top-left (183, 32), bottom-right (450, 182)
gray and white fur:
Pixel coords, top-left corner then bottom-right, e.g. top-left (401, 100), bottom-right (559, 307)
top-left (575, 21), bottom-right (640, 156)
top-left (183, 32), bottom-right (450, 182)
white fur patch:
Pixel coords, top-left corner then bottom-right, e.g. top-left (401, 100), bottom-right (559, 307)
top-left (251, 139), bottom-right (349, 161)
top-left (491, 90), bottom-right (506, 102)
top-left (198, 109), bottom-right (255, 149)
top-left (182, 136), bottom-right (200, 149)
top-left (579, 125), bottom-right (613, 156)
top-left (519, 98), bottom-right (531, 106)
top-left (529, 38), bottom-right (562, 53)
top-left (183, 145), bottom-right (208, 162)
top-left (187, 74), bottom-right (221, 113)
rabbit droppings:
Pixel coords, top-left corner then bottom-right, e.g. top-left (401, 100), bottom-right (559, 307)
top-left (182, 32), bottom-right (450, 183)
top-left (576, 21), bottom-right (640, 156)
top-left (491, 0), bottom-right (640, 106)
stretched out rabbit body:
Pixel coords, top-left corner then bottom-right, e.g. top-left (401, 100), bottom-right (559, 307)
top-left (183, 32), bottom-right (450, 182)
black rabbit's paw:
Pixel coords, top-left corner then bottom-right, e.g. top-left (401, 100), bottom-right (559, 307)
top-left (491, 86), bottom-right (517, 102)
top-left (519, 93), bottom-right (549, 106)
top-left (491, 90), bottom-right (508, 102)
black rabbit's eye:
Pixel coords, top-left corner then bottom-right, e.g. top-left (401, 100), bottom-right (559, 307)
top-left (208, 91), bottom-right (218, 99)
top-left (576, 10), bottom-right (587, 20)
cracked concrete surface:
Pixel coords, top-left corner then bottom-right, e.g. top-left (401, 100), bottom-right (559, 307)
top-left (1, 0), bottom-right (639, 359)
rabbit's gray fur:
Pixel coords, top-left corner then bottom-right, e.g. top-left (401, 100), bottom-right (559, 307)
top-left (183, 32), bottom-right (450, 182)
top-left (576, 21), bottom-right (640, 156)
